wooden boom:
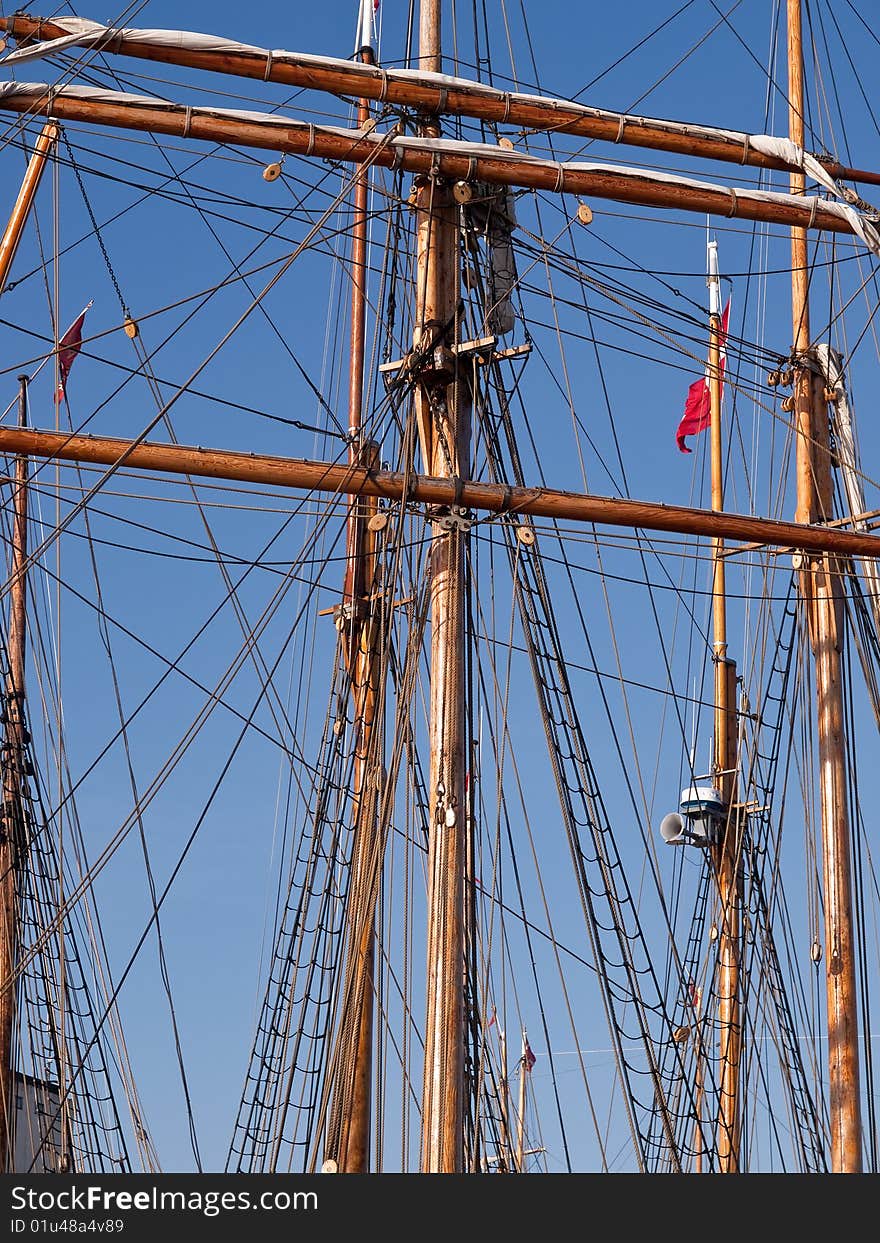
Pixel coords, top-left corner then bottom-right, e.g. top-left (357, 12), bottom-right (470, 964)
top-left (2, 13), bottom-right (879, 188)
top-left (2, 425), bottom-right (880, 559)
top-left (0, 84), bottom-right (867, 239)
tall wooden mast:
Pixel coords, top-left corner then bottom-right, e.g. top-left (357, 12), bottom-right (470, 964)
top-left (787, 0), bottom-right (862, 1173)
top-left (0, 377), bottom-right (30, 1172)
top-left (417, 0), bottom-right (470, 1174)
top-left (0, 126), bottom-right (54, 1172)
top-left (0, 10), bottom-right (874, 1176)
top-left (324, 1), bottom-right (383, 1175)
top-left (706, 243), bottom-right (742, 1172)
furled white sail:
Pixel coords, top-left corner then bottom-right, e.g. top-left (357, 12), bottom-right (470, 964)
top-left (0, 79), bottom-right (877, 256)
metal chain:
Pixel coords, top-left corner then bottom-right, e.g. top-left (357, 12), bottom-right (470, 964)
top-left (62, 131), bottom-right (130, 317)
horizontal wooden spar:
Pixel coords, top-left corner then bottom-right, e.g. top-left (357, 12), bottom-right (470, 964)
top-left (0, 84), bottom-right (863, 237)
top-left (1, 425), bottom-right (878, 558)
top-left (3, 12), bottom-right (878, 188)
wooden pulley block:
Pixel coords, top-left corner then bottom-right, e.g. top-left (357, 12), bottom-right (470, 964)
top-left (453, 180), bottom-right (473, 204)
top-left (576, 202), bottom-right (593, 226)
top-left (516, 524), bottom-right (536, 546)
top-left (368, 512), bottom-right (388, 532)
top-left (262, 162), bottom-right (282, 182)
top-left (498, 136), bottom-right (514, 150)
top-left (123, 317), bottom-right (139, 340)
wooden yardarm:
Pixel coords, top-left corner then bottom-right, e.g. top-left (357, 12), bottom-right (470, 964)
top-left (0, 0), bottom-right (870, 1175)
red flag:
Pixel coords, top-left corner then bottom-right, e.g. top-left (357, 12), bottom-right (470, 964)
top-left (524, 1040), bottom-right (536, 1071)
top-left (486, 1006), bottom-right (497, 1031)
top-left (55, 301), bottom-right (92, 403)
top-left (675, 299), bottom-right (730, 453)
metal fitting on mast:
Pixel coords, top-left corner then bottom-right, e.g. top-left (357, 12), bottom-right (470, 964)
top-left (356, 0), bottom-right (377, 55)
top-left (707, 237), bottom-right (722, 318)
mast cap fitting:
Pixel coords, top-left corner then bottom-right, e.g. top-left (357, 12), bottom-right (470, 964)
top-left (679, 783), bottom-right (725, 817)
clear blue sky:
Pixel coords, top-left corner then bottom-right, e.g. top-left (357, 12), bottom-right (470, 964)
top-left (2, 0), bottom-right (879, 1173)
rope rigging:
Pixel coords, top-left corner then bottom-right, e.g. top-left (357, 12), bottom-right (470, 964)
top-left (0, 0), bottom-right (878, 1177)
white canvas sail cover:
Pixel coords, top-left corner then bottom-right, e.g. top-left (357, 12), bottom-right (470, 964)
top-left (3, 16), bottom-right (880, 254)
top-left (0, 78), bottom-right (878, 260)
top-left (750, 134), bottom-right (880, 257)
